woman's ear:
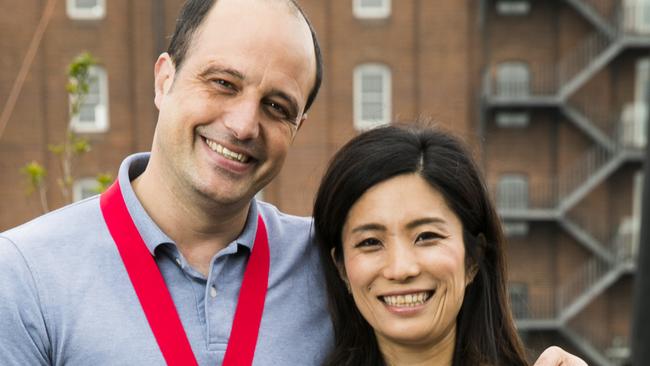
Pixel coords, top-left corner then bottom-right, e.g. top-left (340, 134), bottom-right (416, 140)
top-left (466, 233), bottom-right (487, 286)
top-left (331, 248), bottom-right (351, 293)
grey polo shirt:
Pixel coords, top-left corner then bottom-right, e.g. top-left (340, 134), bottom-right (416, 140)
top-left (0, 153), bottom-right (333, 366)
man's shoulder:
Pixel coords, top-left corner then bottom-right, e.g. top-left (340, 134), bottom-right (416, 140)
top-left (255, 200), bottom-right (313, 232)
top-left (1, 196), bottom-right (105, 255)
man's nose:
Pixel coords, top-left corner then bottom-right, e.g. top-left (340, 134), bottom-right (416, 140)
top-left (223, 97), bottom-right (260, 141)
top-left (382, 244), bottom-right (421, 281)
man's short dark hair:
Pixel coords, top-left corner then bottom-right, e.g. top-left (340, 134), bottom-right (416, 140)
top-left (167, 0), bottom-right (323, 113)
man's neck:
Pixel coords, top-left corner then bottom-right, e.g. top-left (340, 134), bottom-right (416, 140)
top-left (377, 326), bottom-right (456, 366)
top-left (131, 166), bottom-right (250, 276)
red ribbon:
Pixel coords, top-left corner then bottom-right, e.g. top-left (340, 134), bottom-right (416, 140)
top-left (100, 181), bottom-right (269, 366)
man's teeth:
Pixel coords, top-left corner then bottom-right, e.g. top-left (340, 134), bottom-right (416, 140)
top-left (205, 138), bottom-right (249, 163)
top-left (381, 292), bottom-right (432, 307)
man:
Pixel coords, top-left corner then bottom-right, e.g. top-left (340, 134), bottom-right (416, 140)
top-left (0, 0), bottom-right (585, 365)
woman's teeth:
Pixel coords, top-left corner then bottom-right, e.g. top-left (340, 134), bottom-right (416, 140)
top-left (381, 291), bottom-right (432, 307)
top-left (205, 138), bottom-right (249, 163)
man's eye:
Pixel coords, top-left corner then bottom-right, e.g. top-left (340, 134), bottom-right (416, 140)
top-left (355, 238), bottom-right (382, 248)
top-left (265, 101), bottom-right (296, 123)
top-left (213, 79), bottom-right (235, 90)
top-left (415, 231), bottom-right (443, 244)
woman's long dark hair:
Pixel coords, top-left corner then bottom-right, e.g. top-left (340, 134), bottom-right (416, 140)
top-left (313, 123), bottom-right (529, 366)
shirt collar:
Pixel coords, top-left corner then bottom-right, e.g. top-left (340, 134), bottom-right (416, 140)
top-left (117, 152), bottom-right (259, 255)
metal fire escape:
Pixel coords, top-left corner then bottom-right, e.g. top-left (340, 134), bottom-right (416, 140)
top-left (482, 1), bottom-right (649, 365)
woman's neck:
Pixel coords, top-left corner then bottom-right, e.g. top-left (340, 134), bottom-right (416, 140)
top-left (377, 326), bottom-right (456, 366)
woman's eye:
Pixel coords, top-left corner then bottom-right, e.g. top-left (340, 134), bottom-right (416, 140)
top-left (415, 231), bottom-right (443, 243)
top-left (354, 238), bottom-right (381, 248)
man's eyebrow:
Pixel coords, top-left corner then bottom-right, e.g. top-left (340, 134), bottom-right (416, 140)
top-left (198, 65), bottom-right (245, 81)
top-left (267, 88), bottom-right (300, 117)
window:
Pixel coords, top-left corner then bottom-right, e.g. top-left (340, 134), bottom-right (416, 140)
top-left (508, 283), bottom-right (529, 319)
top-left (496, 1), bottom-right (531, 16)
top-left (70, 66), bottom-right (109, 133)
top-left (354, 64), bottom-right (391, 131)
top-left (495, 111), bottom-right (530, 128)
top-left (497, 0), bottom-right (531, 16)
top-left (497, 174), bottom-right (529, 210)
top-left (496, 62), bottom-right (530, 97)
top-left (73, 178), bottom-right (100, 202)
top-left (66, 0), bottom-right (105, 20)
top-left (624, 0), bottom-right (650, 33)
top-left (503, 221), bottom-right (530, 237)
top-left (353, 0), bottom-right (391, 19)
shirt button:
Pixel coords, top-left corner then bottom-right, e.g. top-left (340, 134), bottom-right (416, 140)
top-left (175, 257), bottom-right (182, 266)
top-left (210, 286), bottom-right (217, 298)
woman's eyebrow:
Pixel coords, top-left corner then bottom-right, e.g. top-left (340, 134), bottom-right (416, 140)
top-left (405, 217), bottom-right (447, 230)
top-left (349, 223), bottom-right (386, 234)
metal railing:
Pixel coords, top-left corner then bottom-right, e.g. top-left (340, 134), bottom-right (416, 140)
top-left (556, 142), bottom-right (615, 201)
top-left (509, 284), bottom-right (557, 321)
top-left (558, 31), bottom-right (615, 89)
top-left (556, 217), bottom-right (638, 318)
top-left (483, 64), bottom-right (558, 99)
top-left (489, 179), bottom-right (558, 212)
top-left (580, 0), bottom-right (616, 21)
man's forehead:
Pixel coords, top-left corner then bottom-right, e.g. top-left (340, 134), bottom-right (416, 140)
top-left (210, 0), bottom-right (301, 21)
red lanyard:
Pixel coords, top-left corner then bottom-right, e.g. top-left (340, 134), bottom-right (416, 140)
top-left (100, 181), bottom-right (270, 366)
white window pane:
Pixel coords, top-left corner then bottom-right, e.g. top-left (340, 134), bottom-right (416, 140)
top-left (73, 178), bottom-right (99, 202)
top-left (353, 0), bottom-right (391, 19)
top-left (75, 0), bottom-right (99, 9)
top-left (67, 0), bottom-right (105, 20)
top-left (362, 103), bottom-right (383, 121)
top-left (361, 0), bottom-right (384, 6)
top-left (496, 112), bottom-right (530, 128)
top-left (497, 0), bottom-right (530, 15)
top-left (503, 222), bottom-right (529, 237)
top-left (70, 66), bottom-right (109, 133)
top-left (354, 64), bottom-right (391, 130)
top-left (497, 62), bottom-right (530, 97)
top-left (78, 105), bottom-right (96, 123)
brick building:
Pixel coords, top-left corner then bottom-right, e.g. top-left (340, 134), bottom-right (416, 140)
top-left (0, 0), bottom-right (645, 364)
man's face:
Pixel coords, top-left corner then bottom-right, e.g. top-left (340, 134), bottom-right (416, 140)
top-left (152, 0), bottom-right (316, 207)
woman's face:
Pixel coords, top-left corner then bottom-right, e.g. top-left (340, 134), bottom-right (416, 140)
top-left (338, 174), bottom-right (474, 350)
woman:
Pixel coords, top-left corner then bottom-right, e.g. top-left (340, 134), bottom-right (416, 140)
top-left (313, 123), bottom-right (529, 366)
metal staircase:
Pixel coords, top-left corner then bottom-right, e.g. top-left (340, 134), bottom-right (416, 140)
top-left (483, 1), bottom-right (649, 365)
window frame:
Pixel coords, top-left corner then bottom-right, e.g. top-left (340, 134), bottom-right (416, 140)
top-left (353, 63), bottom-right (392, 131)
top-left (495, 111), bottom-right (530, 128)
top-left (353, 0), bottom-right (391, 19)
top-left (496, 0), bottom-right (531, 16)
top-left (66, 0), bottom-right (106, 20)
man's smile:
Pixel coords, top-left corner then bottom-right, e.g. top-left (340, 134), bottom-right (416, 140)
top-left (203, 137), bottom-right (251, 164)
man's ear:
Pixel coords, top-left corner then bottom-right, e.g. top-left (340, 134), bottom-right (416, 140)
top-left (298, 114), bottom-right (307, 131)
top-left (154, 53), bottom-right (176, 109)
top-left (330, 247), bottom-right (351, 292)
